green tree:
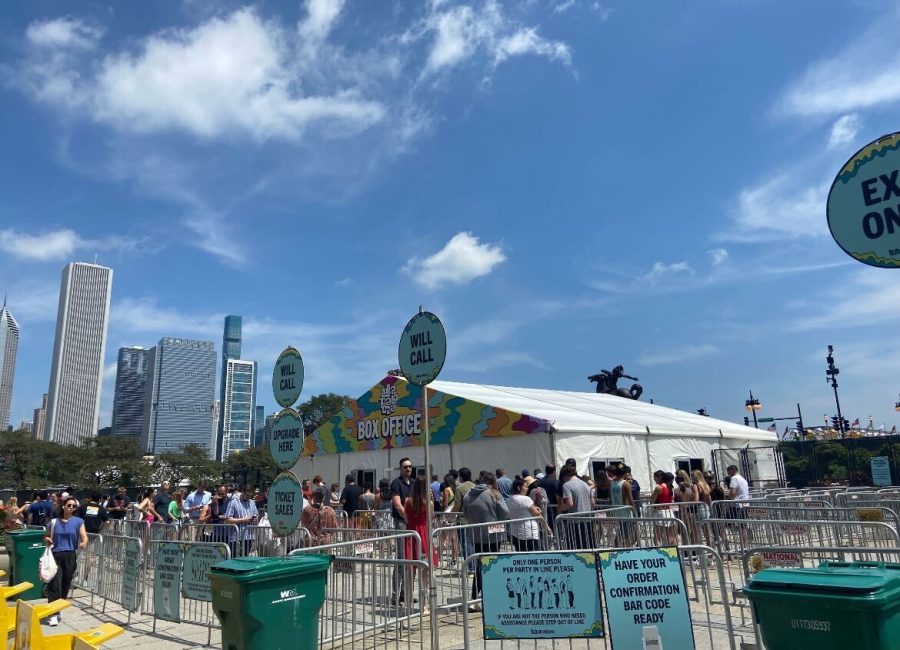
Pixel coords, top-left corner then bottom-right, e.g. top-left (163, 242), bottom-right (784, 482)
top-left (72, 436), bottom-right (153, 488)
top-left (297, 393), bottom-right (352, 435)
top-left (0, 429), bottom-right (45, 488)
top-left (224, 445), bottom-right (277, 487)
top-left (157, 443), bottom-right (223, 487)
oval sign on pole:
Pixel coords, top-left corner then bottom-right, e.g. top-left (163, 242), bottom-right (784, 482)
top-left (269, 408), bottom-right (304, 471)
top-left (827, 132), bottom-right (900, 268)
top-left (398, 311), bottom-right (447, 386)
top-left (268, 471), bottom-right (304, 536)
top-left (272, 347), bottom-right (304, 408)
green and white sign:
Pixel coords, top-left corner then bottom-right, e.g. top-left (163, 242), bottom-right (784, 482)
top-left (183, 545), bottom-right (227, 602)
top-left (398, 311), bottom-right (447, 386)
top-left (270, 408), bottom-right (304, 470)
top-left (122, 538), bottom-right (142, 612)
top-left (273, 347), bottom-right (304, 408)
top-left (154, 542), bottom-right (183, 622)
top-left (828, 132), bottom-right (900, 268)
top-left (268, 471), bottom-right (305, 536)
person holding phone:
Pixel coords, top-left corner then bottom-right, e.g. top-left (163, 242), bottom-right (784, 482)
top-left (225, 483), bottom-right (258, 558)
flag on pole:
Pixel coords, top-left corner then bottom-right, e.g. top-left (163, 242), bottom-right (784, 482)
top-left (767, 423), bottom-right (777, 432)
top-left (892, 425), bottom-right (897, 434)
top-left (782, 426), bottom-right (790, 439)
top-left (852, 418), bottom-right (860, 428)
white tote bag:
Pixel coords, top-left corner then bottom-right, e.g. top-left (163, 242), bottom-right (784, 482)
top-left (39, 546), bottom-right (58, 583)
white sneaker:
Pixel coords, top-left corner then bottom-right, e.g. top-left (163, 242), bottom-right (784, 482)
top-left (48, 615), bottom-right (59, 627)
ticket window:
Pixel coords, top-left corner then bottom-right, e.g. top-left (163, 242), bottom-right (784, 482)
top-left (675, 458), bottom-right (704, 475)
top-left (591, 458), bottom-right (625, 482)
top-left (354, 469), bottom-right (376, 490)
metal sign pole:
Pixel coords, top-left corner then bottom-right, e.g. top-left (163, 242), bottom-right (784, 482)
top-left (422, 383), bottom-right (437, 645)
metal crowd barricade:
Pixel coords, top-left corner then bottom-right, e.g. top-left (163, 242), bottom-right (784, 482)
top-left (835, 491), bottom-right (881, 507)
top-left (459, 545), bottom-right (740, 650)
top-left (742, 504), bottom-right (900, 529)
top-left (228, 524), bottom-right (310, 557)
top-left (556, 512), bottom-right (690, 551)
top-left (290, 541), bottom-right (431, 648)
top-left (177, 523), bottom-right (239, 544)
top-left (72, 532), bottom-right (103, 606)
top-left (142, 538), bottom-right (231, 646)
top-left (642, 501), bottom-right (709, 546)
top-left (97, 533), bottom-right (143, 621)
top-left (430, 517), bottom-right (548, 618)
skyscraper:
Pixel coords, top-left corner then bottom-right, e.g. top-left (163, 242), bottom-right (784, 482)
top-left (0, 298), bottom-right (19, 431)
top-left (254, 405), bottom-right (265, 447)
top-left (221, 359), bottom-right (257, 457)
top-left (217, 315), bottom-right (242, 460)
top-left (111, 346), bottom-right (150, 437)
top-left (32, 393), bottom-right (47, 440)
top-left (45, 263), bottom-right (113, 445)
top-left (142, 337), bottom-right (217, 457)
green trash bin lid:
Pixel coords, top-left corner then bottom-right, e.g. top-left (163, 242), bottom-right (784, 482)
top-left (749, 565), bottom-right (900, 596)
top-left (8, 529), bottom-right (46, 539)
top-left (210, 555), bottom-right (332, 580)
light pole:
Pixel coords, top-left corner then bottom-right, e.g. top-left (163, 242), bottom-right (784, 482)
top-left (745, 390), bottom-right (762, 429)
top-left (826, 345), bottom-right (845, 438)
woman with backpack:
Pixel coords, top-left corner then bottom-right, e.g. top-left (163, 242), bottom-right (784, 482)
top-left (43, 496), bottom-right (88, 627)
top-left (463, 472), bottom-right (509, 610)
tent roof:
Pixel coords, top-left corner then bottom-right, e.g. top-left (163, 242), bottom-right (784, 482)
top-left (426, 379), bottom-right (779, 442)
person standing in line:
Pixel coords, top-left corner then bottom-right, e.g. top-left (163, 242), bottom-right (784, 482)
top-left (536, 464), bottom-right (561, 531)
top-left (44, 496), bottom-right (88, 627)
top-left (440, 473), bottom-right (459, 564)
top-left (453, 467), bottom-right (476, 564)
top-left (390, 458), bottom-right (415, 605)
top-left (496, 469), bottom-right (513, 500)
top-left (339, 474), bottom-right (363, 524)
top-left (650, 471), bottom-right (677, 546)
top-left (153, 480), bottom-right (174, 524)
top-left (225, 483), bottom-right (258, 558)
top-left (463, 472), bottom-right (509, 611)
top-left (27, 491), bottom-right (53, 527)
top-left (404, 475), bottom-right (437, 615)
top-left (609, 465), bottom-right (636, 546)
top-left (373, 479), bottom-right (393, 530)
top-left (169, 490), bottom-right (186, 527)
top-left (507, 476), bottom-right (552, 551)
top-left (558, 465), bottom-right (594, 549)
top-left (301, 488), bottom-right (338, 546)
top-left (430, 474), bottom-right (442, 509)
top-left (208, 484), bottom-right (230, 542)
top-left (329, 483), bottom-right (342, 509)
top-left (138, 489), bottom-right (162, 523)
top-left (77, 492), bottom-right (109, 535)
top-left (106, 486), bottom-right (130, 526)
top-left (184, 481), bottom-right (211, 540)
top-left (727, 465), bottom-right (751, 546)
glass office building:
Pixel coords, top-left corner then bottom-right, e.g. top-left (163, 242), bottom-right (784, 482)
top-left (111, 346), bottom-right (149, 437)
top-left (221, 359), bottom-right (256, 457)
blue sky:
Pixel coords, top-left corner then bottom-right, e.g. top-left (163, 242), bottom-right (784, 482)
top-left (2, 0), bottom-right (900, 433)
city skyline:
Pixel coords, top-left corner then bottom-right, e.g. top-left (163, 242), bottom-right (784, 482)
top-left (5, 3), bottom-right (900, 435)
top-left (44, 262), bottom-right (112, 445)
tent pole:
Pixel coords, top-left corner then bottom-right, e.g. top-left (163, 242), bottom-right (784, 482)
top-left (644, 426), bottom-right (653, 486)
top-left (549, 426), bottom-right (558, 469)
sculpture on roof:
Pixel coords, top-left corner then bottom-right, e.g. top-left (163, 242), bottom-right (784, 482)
top-left (588, 365), bottom-right (643, 400)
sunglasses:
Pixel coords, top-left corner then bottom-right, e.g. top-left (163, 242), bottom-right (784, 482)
top-left (401, 465), bottom-right (413, 469)
top-left (64, 504), bottom-right (77, 509)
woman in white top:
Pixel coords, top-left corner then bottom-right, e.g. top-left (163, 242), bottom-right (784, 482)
top-left (507, 476), bottom-right (553, 551)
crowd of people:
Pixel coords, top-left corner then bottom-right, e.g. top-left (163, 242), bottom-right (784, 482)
top-left (0, 460), bottom-right (752, 624)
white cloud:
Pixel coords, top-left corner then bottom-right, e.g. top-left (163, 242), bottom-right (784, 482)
top-left (26, 17), bottom-right (102, 50)
top-left (708, 248), bottom-right (729, 266)
top-left (3, 281), bottom-right (60, 323)
top-left (639, 344), bottom-right (718, 366)
top-left (795, 270), bottom-right (900, 330)
top-left (111, 298), bottom-right (223, 338)
top-left (91, 9), bottom-right (384, 141)
top-left (421, 0), bottom-right (570, 73)
top-left (405, 232), bottom-right (506, 290)
top-left (0, 228), bottom-right (139, 262)
top-left (778, 11), bottom-right (900, 118)
top-left (718, 174), bottom-right (829, 242)
top-left (495, 28), bottom-right (571, 66)
top-left (554, 0), bottom-right (577, 14)
top-left (828, 113), bottom-right (861, 149)
top-left (640, 261), bottom-right (692, 284)
top-left (299, 0), bottom-right (346, 41)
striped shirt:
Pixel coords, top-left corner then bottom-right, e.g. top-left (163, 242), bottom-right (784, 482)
top-left (224, 498), bottom-right (258, 542)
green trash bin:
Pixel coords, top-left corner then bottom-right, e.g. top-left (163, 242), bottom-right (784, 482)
top-left (743, 562), bottom-right (900, 650)
top-left (209, 554), bottom-right (333, 650)
top-left (6, 529), bottom-right (48, 600)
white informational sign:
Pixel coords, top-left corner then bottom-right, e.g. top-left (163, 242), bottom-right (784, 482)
top-left (154, 542), bottom-right (182, 623)
top-left (872, 456), bottom-right (892, 486)
top-left (121, 538), bottom-right (142, 612)
top-left (182, 545), bottom-right (227, 602)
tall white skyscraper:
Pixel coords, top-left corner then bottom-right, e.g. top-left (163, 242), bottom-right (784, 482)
top-left (45, 262), bottom-right (113, 445)
top-left (0, 298), bottom-right (19, 430)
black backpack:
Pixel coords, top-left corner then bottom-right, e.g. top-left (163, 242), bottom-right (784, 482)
top-left (31, 502), bottom-right (49, 527)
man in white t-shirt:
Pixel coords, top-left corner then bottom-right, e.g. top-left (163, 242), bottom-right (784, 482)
top-left (727, 465), bottom-right (751, 546)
